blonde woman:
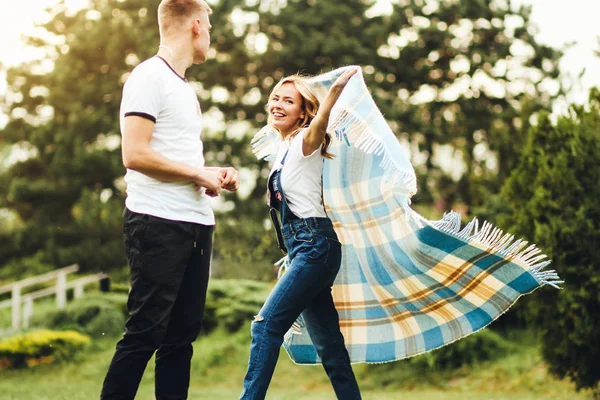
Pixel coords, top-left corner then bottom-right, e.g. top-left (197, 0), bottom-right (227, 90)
top-left (240, 68), bottom-right (362, 400)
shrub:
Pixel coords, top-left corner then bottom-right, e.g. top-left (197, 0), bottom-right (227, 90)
top-left (202, 279), bottom-right (272, 333)
top-left (109, 282), bottom-right (131, 295)
top-left (499, 89), bottom-right (600, 392)
top-left (31, 294), bottom-right (127, 338)
top-left (0, 330), bottom-right (90, 369)
top-left (409, 328), bottom-right (515, 370)
top-left (361, 329), bottom-right (515, 386)
top-left (69, 279), bottom-right (271, 335)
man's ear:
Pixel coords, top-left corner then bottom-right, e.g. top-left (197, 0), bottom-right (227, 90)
top-left (192, 19), bottom-right (200, 36)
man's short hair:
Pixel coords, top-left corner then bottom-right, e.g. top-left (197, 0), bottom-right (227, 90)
top-left (158, 0), bottom-right (212, 32)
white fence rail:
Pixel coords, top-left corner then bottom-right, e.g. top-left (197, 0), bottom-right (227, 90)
top-left (0, 265), bottom-right (109, 330)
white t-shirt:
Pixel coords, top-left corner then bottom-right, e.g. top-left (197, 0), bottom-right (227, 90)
top-left (269, 130), bottom-right (327, 219)
top-left (121, 56), bottom-right (215, 225)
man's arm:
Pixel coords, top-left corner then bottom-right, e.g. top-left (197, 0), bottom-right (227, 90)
top-left (122, 116), bottom-right (223, 195)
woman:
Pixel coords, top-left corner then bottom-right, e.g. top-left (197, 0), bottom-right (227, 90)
top-left (240, 68), bottom-right (362, 400)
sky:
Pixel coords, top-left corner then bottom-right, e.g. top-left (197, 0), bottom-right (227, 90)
top-left (0, 0), bottom-right (599, 115)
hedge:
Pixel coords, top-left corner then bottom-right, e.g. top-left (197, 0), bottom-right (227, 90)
top-left (0, 330), bottom-right (90, 369)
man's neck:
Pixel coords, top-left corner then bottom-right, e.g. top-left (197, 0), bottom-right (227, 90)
top-left (156, 40), bottom-right (192, 77)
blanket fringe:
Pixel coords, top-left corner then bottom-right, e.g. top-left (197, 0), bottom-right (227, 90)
top-left (250, 125), bottom-right (279, 162)
top-left (275, 255), bottom-right (289, 279)
top-left (250, 66), bottom-right (418, 198)
top-left (426, 210), bottom-right (563, 289)
top-left (327, 109), bottom-right (418, 196)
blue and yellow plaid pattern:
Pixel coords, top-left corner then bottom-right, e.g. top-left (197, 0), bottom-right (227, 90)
top-left (252, 66), bottom-right (562, 364)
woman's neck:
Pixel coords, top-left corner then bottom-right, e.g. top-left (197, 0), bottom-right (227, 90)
top-left (279, 127), bottom-right (301, 141)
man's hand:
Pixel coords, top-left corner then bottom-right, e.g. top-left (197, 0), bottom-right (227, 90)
top-left (220, 167), bottom-right (240, 192)
top-left (194, 168), bottom-right (223, 197)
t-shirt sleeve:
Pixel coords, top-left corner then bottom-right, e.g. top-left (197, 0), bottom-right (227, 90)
top-left (295, 128), bottom-right (322, 160)
top-left (121, 66), bottom-right (162, 123)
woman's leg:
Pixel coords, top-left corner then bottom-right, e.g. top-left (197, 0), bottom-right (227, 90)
top-left (302, 287), bottom-right (361, 400)
top-left (240, 239), bottom-right (338, 399)
top-left (302, 235), bottom-right (361, 399)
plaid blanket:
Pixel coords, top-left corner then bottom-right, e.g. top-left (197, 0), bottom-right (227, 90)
top-left (252, 66), bottom-right (562, 364)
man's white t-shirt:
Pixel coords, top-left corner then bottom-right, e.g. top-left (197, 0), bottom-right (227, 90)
top-left (120, 56), bottom-right (215, 225)
top-left (270, 129), bottom-right (327, 219)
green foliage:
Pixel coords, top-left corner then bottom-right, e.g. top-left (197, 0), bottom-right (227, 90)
top-left (363, 328), bottom-right (515, 386)
top-left (0, 329), bottom-right (90, 369)
top-left (0, 0), bottom-right (563, 279)
top-left (31, 294), bottom-right (127, 338)
top-left (499, 88), bottom-right (600, 392)
top-left (90, 279), bottom-right (271, 335)
top-left (412, 328), bottom-right (515, 370)
top-left (202, 279), bottom-right (272, 333)
top-left (0, 251), bottom-right (54, 281)
top-left (108, 281), bottom-right (130, 295)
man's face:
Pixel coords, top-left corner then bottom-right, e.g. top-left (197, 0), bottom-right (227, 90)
top-left (192, 11), bottom-right (211, 64)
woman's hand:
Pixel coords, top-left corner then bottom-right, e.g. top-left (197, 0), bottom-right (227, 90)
top-left (331, 68), bottom-right (358, 90)
top-left (303, 67), bottom-right (360, 156)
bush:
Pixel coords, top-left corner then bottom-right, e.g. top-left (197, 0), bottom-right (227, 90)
top-left (202, 279), bottom-right (272, 333)
top-left (31, 294), bottom-right (127, 338)
top-left (0, 330), bottom-right (90, 369)
top-left (63, 279), bottom-right (271, 335)
top-left (109, 281), bottom-right (131, 295)
top-left (499, 89), bottom-right (600, 392)
top-left (0, 251), bottom-right (54, 282)
top-left (410, 328), bottom-right (516, 370)
top-left (361, 329), bottom-right (516, 386)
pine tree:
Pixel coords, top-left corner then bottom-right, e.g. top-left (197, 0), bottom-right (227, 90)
top-left (500, 89), bottom-right (600, 393)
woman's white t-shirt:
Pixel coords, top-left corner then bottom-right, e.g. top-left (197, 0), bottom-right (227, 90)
top-left (269, 129), bottom-right (327, 219)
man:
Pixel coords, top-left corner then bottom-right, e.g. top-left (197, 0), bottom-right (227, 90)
top-left (101, 1), bottom-right (239, 399)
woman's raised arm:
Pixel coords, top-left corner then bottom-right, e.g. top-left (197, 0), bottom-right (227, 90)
top-left (302, 68), bottom-right (358, 156)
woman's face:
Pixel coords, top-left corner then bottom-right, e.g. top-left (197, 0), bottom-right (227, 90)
top-left (268, 82), bottom-right (305, 138)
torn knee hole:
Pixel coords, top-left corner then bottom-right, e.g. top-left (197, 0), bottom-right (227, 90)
top-left (252, 315), bottom-right (264, 322)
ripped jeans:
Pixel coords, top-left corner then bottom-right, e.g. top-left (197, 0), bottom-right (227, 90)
top-left (240, 217), bottom-right (361, 400)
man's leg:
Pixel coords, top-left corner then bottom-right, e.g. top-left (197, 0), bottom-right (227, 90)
top-left (101, 210), bottom-right (194, 400)
top-left (155, 224), bottom-right (214, 400)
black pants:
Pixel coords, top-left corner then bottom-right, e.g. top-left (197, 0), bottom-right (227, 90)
top-left (101, 208), bottom-right (214, 400)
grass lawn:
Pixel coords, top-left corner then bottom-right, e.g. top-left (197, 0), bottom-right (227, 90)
top-left (0, 326), bottom-right (593, 400)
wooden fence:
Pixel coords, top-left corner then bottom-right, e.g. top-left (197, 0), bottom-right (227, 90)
top-left (0, 265), bottom-right (109, 330)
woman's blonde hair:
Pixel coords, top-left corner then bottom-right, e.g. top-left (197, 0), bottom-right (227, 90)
top-left (267, 74), bottom-right (334, 159)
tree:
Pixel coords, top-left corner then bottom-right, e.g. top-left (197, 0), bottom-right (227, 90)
top-left (196, 0), bottom-right (565, 273)
top-left (0, 0), bottom-right (157, 276)
top-left (499, 89), bottom-right (600, 393)
top-left (0, 0), bottom-right (564, 279)
top-left (0, 0), bottom-right (282, 278)
top-left (202, 0), bottom-right (564, 208)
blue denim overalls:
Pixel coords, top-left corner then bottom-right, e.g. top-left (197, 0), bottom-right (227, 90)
top-left (240, 150), bottom-right (361, 400)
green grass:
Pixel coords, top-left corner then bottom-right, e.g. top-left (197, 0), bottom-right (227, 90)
top-left (0, 325), bottom-right (594, 400)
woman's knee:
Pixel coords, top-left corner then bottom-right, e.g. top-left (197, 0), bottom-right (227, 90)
top-left (250, 314), bottom-right (267, 338)
top-left (251, 314), bottom-right (290, 341)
